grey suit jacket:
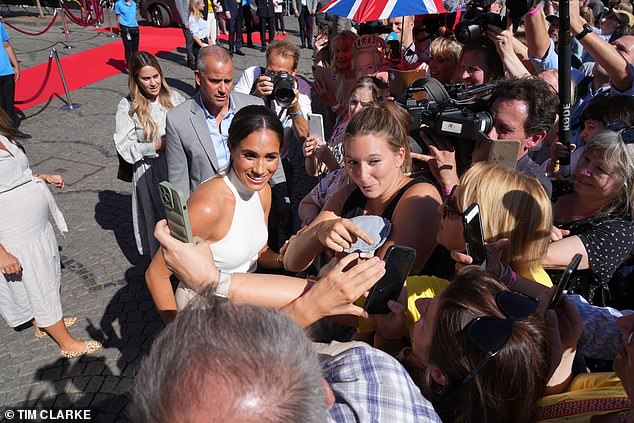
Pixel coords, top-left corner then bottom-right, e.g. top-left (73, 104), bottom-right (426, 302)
top-left (165, 92), bottom-right (264, 198)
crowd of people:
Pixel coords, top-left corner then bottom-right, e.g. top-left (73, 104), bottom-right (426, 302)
top-left (3, 0), bottom-right (634, 419)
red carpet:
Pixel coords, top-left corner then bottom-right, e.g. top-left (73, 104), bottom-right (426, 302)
top-left (15, 26), bottom-right (185, 110)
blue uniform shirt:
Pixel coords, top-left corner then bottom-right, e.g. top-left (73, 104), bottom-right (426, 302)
top-left (114, 0), bottom-right (139, 27)
top-left (0, 23), bottom-right (14, 77)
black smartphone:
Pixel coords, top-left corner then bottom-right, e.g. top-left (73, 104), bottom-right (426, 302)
top-left (462, 202), bottom-right (487, 266)
top-left (364, 245), bottom-right (417, 314)
top-left (550, 253), bottom-right (583, 308)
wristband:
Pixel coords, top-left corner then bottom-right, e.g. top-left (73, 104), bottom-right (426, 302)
top-left (276, 254), bottom-right (285, 270)
top-left (526, 3), bottom-right (543, 16)
top-left (442, 187), bottom-right (453, 198)
top-left (288, 111), bottom-right (302, 119)
top-left (215, 269), bottom-right (233, 298)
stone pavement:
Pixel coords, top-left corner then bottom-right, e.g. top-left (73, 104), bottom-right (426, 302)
top-left (0, 7), bottom-right (316, 421)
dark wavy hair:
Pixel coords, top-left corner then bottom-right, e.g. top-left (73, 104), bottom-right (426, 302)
top-left (227, 105), bottom-right (284, 151)
top-left (581, 95), bottom-right (634, 127)
top-left (422, 269), bottom-right (551, 423)
top-left (490, 77), bottom-right (559, 137)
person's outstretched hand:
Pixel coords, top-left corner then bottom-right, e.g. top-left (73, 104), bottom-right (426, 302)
top-left (154, 219), bottom-right (218, 293)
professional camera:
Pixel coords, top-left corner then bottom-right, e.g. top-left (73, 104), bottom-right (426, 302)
top-left (265, 70), bottom-right (296, 108)
top-left (397, 78), bottom-right (494, 140)
top-left (454, 0), bottom-right (505, 44)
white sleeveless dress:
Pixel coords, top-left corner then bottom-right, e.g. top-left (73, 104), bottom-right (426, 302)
top-left (175, 169), bottom-right (268, 309)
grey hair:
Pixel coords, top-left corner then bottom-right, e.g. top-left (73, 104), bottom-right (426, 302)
top-left (130, 294), bottom-right (327, 423)
top-left (581, 130), bottom-right (634, 219)
top-left (197, 45), bottom-right (232, 74)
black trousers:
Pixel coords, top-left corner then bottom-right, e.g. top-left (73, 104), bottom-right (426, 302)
top-left (0, 74), bottom-right (16, 128)
top-left (119, 25), bottom-right (140, 64)
top-left (242, 5), bottom-right (254, 45)
top-left (298, 6), bottom-right (313, 47)
top-left (275, 12), bottom-right (285, 32)
top-left (227, 8), bottom-right (243, 51)
top-left (192, 38), bottom-right (209, 71)
top-left (259, 15), bottom-right (276, 47)
top-left (182, 27), bottom-right (195, 69)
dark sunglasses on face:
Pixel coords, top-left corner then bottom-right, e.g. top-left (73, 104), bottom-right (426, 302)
top-left (442, 185), bottom-right (463, 219)
top-left (606, 121), bottom-right (634, 144)
top-left (460, 290), bottom-right (540, 385)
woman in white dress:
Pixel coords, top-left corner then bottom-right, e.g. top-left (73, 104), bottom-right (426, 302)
top-left (114, 51), bottom-right (184, 257)
top-left (146, 105), bottom-right (285, 323)
top-left (0, 110), bottom-right (102, 358)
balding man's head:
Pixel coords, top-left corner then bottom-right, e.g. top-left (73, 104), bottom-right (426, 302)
top-left (198, 45), bottom-right (233, 74)
top-left (131, 295), bottom-right (327, 423)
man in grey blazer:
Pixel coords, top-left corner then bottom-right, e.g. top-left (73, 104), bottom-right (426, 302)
top-left (165, 46), bottom-right (264, 198)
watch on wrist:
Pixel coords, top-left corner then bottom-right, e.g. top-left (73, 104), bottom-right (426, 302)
top-left (215, 269), bottom-right (233, 298)
top-left (575, 23), bottom-right (593, 41)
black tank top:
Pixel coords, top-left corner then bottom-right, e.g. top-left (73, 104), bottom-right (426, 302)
top-left (340, 177), bottom-right (454, 279)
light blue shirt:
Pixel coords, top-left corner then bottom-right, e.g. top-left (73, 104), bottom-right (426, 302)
top-left (0, 23), bottom-right (14, 77)
top-left (200, 92), bottom-right (234, 171)
top-left (114, 0), bottom-right (139, 27)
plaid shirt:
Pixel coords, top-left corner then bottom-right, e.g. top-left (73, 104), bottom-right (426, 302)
top-left (322, 344), bottom-right (442, 423)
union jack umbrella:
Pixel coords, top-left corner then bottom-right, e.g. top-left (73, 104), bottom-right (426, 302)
top-left (319, 0), bottom-right (447, 23)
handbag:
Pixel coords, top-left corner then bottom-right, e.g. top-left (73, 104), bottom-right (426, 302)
top-left (117, 152), bottom-right (133, 182)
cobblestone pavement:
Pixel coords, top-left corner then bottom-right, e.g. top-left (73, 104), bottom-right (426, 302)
top-left (0, 6), bottom-right (316, 421)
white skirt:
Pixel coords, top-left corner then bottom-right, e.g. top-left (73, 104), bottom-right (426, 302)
top-left (0, 180), bottom-right (63, 327)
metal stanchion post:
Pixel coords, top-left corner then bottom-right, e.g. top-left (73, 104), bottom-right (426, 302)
top-left (50, 48), bottom-right (80, 110)
top-left (93, 0), bottom-right (101, 27)
top-left (59, 6), bottom-right (74, 49)
top-left (105, 1), bottom-right (116, 37)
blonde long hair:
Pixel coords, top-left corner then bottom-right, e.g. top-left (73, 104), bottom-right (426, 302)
top-left (128, 51), bottom-right (175, 143)
top-left (457, 163), bottom-right (552, 275)
top-left (189, 0), bottom-right (203, 19)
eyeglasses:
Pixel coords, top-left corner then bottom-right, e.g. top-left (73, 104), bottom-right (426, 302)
top-left (607, 121), bottom-right (634, 144)
top-left (461, 290), bottom-right (540, 385)
top-left (442, 185), bottom-right (463, 219)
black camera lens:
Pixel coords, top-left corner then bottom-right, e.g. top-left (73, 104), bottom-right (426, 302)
top-left (455, 22), bottom-right (484, 44)
top-left (271, 72), bottom-right (295, 108)
top-left (475, 111), bottom-right (494, 135)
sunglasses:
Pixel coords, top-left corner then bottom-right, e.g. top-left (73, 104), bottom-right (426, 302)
top-left (442, 185), bottom-right (463, 219)
top-left (461, 290), bottom-right (540, 385)
top-left (606, 121), bottom-right (634, 144)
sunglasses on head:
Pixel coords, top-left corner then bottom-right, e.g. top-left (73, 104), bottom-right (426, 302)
top-left (607, 121), bottom-right (634, 144)
top-left (461, 290), bottom-right (540, 385)
top-left (442, 185), bottom-right (463, 219)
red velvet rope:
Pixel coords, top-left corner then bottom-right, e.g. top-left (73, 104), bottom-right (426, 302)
top-left (2, 11), bottom-right (59, 36)
top-left (15, 55), bottom-right (54, 105)
top-left (61, 1), bottom-right (103, 26)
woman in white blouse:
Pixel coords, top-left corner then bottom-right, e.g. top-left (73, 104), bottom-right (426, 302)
top-left (0, 110), bottom-right (102, 358)
top-left (189, 0), bottom-right (210, 69)
top-left (113, 51), bottom-right (184, 256)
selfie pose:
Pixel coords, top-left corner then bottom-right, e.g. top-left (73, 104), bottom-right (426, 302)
top-left (146, 106), bottom-right (284, 322)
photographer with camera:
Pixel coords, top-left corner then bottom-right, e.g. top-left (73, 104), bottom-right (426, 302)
top-left (417, 77), bottom-right (557, 198)
top-left (233, 40), bottom-right (312, 247)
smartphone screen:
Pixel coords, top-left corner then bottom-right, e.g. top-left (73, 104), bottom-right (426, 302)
top-left (462, 203), bottom-right (487, 266)
top-left (159, 181), bottom-right (194, 244)
top-left (550, 253), bottom-right (583, 308)
top-left (364, 245), bottom-right (416, 314)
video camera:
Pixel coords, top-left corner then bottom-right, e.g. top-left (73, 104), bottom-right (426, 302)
top-left (397, 77), bottom-right (495, 140)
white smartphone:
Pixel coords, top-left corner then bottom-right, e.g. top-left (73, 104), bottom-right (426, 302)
top-left (308, 113), bottom-right (325, 144)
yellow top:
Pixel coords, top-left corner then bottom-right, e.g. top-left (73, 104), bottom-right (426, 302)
top-left (538, 373), bottom-right (630, 422)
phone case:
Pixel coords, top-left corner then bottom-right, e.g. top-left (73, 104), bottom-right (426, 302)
top-left (159, 181), bottom-right (194, 244)
top-left (365, 245), bottom-right (416, 314)
top-left (308, 113), bottom-right (325, 144)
